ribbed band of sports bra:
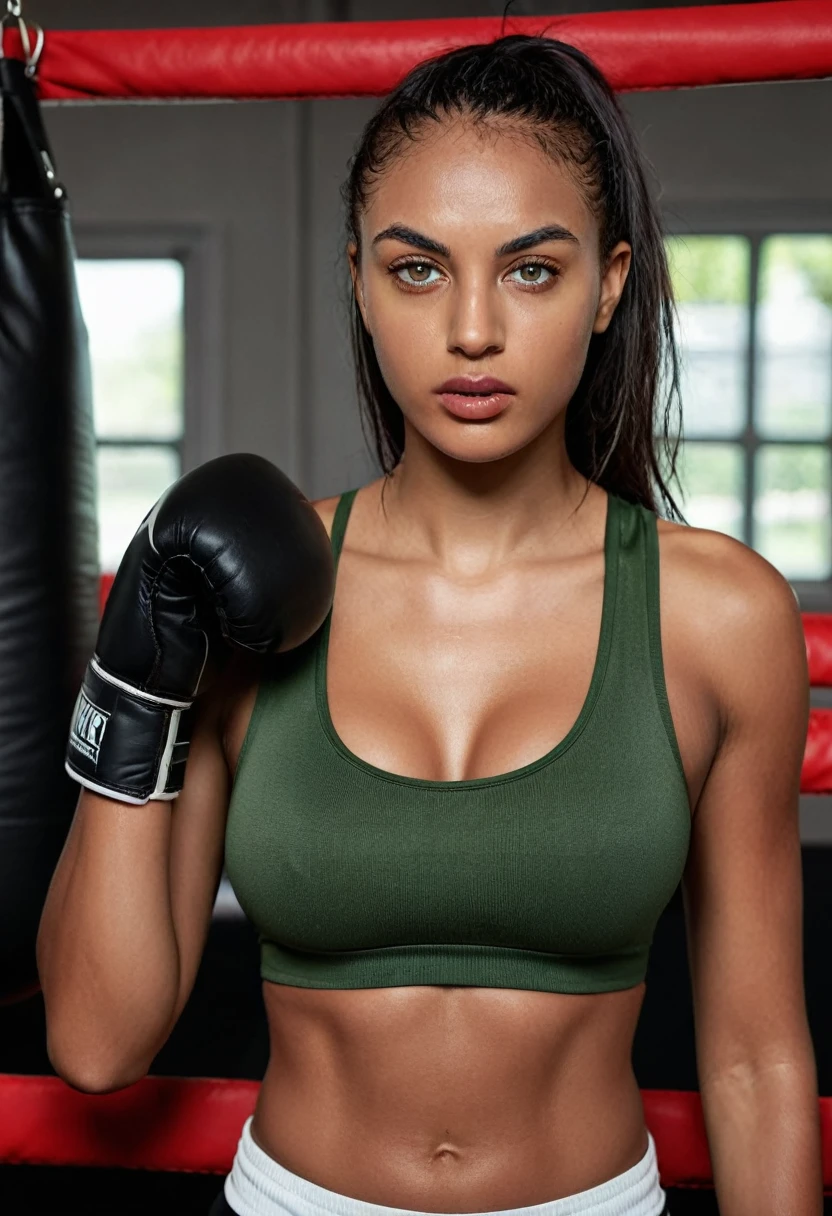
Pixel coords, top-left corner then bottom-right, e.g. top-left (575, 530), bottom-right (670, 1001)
top-left (225, 488), bottom-right (691, 995)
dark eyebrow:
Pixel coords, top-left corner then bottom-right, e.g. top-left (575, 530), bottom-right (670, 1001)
top-left (496, 225), bottom-right (580, 256)
top-left (370, 223), bottom-right (580, 258)
top-left (371, 224), bottom-right (451, 257)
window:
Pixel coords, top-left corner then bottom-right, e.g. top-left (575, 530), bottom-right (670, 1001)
top-left (665, 233), bottom-right (832, 583)
top-left (75, 258), bottom-right (185, 572)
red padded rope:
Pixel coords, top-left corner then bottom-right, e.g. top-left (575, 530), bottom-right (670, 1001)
top-left (3, 1), bottom-right (831, 102)
top-left (0, 1074), bottom-right (258, 1173)
top-left (804, 614), bottom-right (832, 687)
top-left (799, 615), bottom-right (832, 792)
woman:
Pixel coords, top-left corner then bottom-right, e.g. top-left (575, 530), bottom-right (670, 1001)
top-left (39, 34), bottom-right (821, 1216)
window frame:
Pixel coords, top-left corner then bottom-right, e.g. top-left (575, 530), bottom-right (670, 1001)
top-left (73, 223), bottom-right (224, 476)
top-left (663, 200), bottom-right (832, 610)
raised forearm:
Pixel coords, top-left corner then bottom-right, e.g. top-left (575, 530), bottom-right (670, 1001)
top-left (700, 1052), bottom-right (823, 1215)
top-left (37, 793), bottom-right (181, 1091)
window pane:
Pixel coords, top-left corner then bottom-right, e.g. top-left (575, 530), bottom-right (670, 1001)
top-left (754, 443), bottom-right (831, 579)
top-left (76, 259), bottom-right (185, 440)
top-left (677, 352), bottom-right (746, 437)
top-left (96, 446), bottom-right (180, 571)
top-left (665, 236), bottom-right (750, 438)
top-left (675, 440), bottom-right (744, 539)
top-left (755, 236), bottom-right (832, 439)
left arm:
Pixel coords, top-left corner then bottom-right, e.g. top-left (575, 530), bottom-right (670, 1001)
top-left (680, 534), bottom-right (822, 1215)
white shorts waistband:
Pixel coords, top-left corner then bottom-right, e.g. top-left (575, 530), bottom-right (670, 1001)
top-left (224, 1117), bottom-right (667, 1216)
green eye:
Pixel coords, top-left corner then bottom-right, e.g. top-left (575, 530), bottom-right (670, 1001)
top-left (512, 264), bottom-right (555, 284)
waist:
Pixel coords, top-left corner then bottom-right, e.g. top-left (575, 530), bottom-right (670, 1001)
top-left (253, 980), bottom-right (647, 1208)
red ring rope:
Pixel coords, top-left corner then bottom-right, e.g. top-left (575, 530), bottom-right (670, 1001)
top-left (2, 1), bottom-right (831, 102)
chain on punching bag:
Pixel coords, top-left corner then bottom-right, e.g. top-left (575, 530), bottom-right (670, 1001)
top-left (0, 9), bottom-right (99, 1003)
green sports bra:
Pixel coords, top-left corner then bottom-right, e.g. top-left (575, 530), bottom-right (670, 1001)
top-left (225, 487), bottom-right (691, 995)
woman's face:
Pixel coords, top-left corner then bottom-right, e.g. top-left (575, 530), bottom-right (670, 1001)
top-left (348, 116), bottom-right (631, 464)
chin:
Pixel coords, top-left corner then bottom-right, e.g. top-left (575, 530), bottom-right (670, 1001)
top-left (407, 410), bottom-right (550, 464)
top-left (424, 427), bottom-right (542, 465)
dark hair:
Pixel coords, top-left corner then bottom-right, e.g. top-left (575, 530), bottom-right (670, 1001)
top-left (341, 33), bottom-right (686, 521)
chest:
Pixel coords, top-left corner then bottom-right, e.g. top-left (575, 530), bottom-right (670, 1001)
top-left (225, 599), bottom-right (692, 981)
top-left (321, 543), bottom-right (715, 810)
top-left (223, 491), bottom-right (707, 993)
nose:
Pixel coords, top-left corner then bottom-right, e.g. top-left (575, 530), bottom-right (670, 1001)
top-left (446, 274), bottom-right (505, 359)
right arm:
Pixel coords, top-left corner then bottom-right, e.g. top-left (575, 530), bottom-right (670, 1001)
top-left (37, 456), bottom-right (334, 1094)
top-left (36, 658), bottom-right (238, 1094)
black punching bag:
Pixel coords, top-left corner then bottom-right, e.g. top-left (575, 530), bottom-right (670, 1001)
top-left (0, 53), bottom-right (99, 1001)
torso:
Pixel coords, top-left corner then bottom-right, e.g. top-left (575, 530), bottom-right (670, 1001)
top-left (220, 478), bottom-right (720, 1211)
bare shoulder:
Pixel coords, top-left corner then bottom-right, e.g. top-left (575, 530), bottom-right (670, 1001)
top-left (656, 516), bottom-right (801, 625)
top-left (308, 493), bottom-right (340, 540)
top-left (655, 517), bottom-right (807, 721)
top-left (308, 477), bottom-right (389, 547)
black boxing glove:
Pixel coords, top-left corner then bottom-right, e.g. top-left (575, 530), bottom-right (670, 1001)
top-left (65, 453), bottom-right (334, 805)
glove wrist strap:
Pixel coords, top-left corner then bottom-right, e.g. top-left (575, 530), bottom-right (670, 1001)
top-left (65, 660), bottom-right (194, 806)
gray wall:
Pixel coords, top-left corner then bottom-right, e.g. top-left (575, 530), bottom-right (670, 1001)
top-left (34, 0), bottom-right (832, 493)
top-left (27, 0), bottom-right (832, 840)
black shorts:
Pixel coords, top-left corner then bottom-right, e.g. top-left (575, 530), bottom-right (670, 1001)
top-left (208, 1190), bottom-right (236, 1215)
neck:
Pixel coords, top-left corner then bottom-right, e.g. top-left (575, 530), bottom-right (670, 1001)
top-left (374, 421), bottom-right (603, 578)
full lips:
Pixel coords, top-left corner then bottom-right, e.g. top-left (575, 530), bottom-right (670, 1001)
top-left (438, 391), bottom-right (512, 420)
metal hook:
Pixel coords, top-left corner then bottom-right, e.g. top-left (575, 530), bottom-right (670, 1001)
top-left (0, 0), bottom-right (58, 197)
top-left (0, 5), bottom-right (44, 78)
top-left (23, 21), bottom-right (43, 76)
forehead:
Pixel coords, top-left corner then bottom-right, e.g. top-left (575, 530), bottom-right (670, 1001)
top-left (360, 117), bottom-right (594, 245)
